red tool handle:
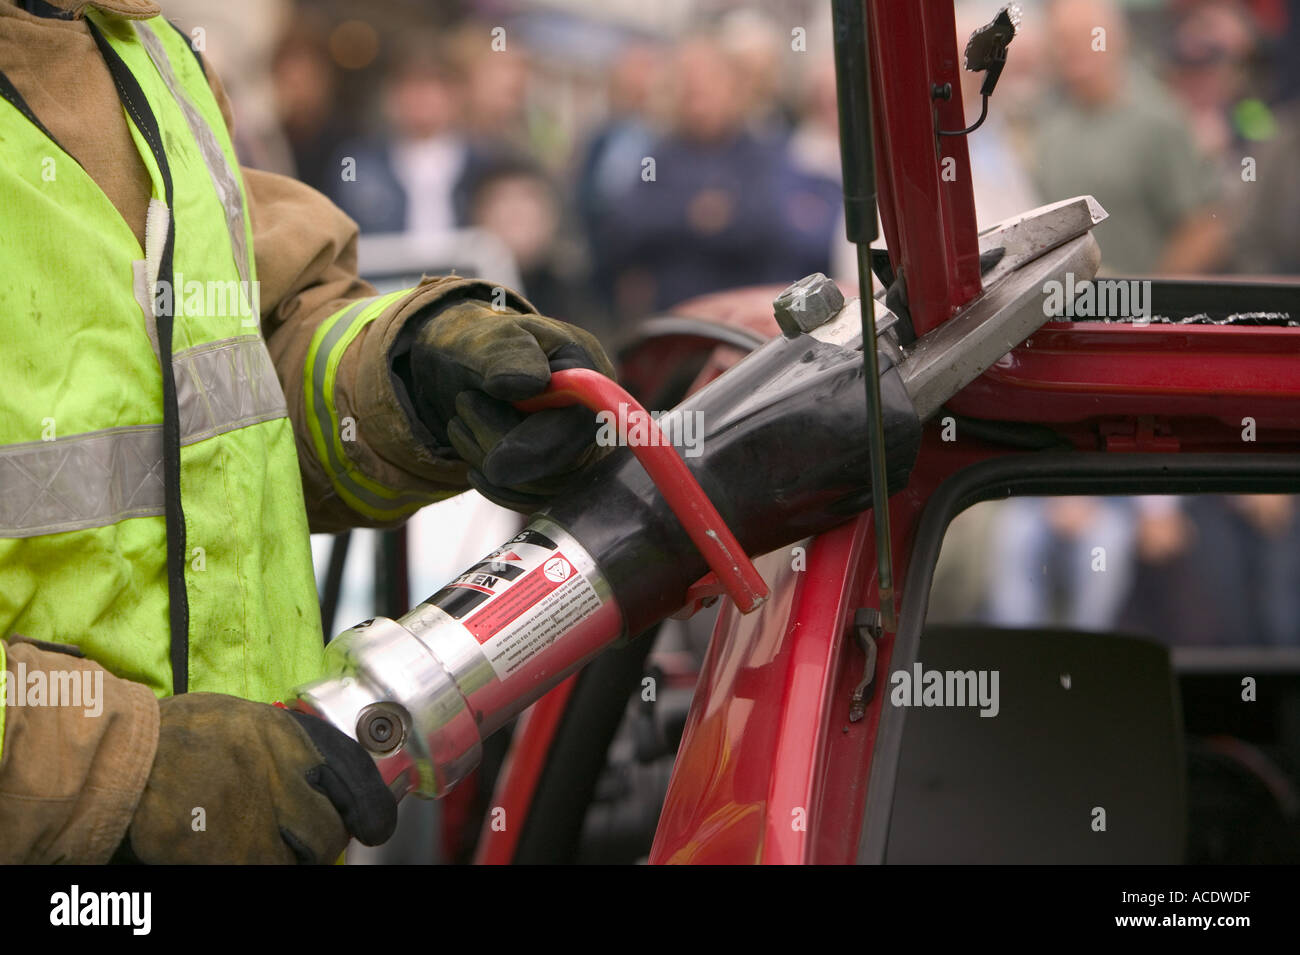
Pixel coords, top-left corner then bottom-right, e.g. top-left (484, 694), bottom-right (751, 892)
top-left (515, 368), bottom-right (768, 613)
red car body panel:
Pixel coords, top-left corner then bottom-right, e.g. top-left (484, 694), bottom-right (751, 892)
top-left (950, 321), bottom-right (1300, 434)
top-left (650, 439), bottom-right (990, 865)
top-left (652, 396), bottom-right (1298, 864)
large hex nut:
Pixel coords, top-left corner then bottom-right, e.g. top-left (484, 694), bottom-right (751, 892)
top-left (773, 273), bottom-right (846, 337)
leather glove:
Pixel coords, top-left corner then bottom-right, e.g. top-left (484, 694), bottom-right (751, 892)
top-left (112, 693), bottom-right (398, 865)
top-left (405, 299), bottom-right (617, 511)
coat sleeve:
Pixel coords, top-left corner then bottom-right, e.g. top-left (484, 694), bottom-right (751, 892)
top-left (0, 638), bottom-right (160, 864)
top-left (206, 64), bottom-right (535, 533)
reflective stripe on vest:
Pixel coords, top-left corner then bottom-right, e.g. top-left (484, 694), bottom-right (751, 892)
top-left (0, 337), bottom-right (285, 537)
top-left (133, 22), bottom-right (258, 328)
top-left (0, 12), bottom-right (325, 702)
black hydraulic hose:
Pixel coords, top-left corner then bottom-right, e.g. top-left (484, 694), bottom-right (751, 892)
top-left (320, 530), bottom-right (352, 642)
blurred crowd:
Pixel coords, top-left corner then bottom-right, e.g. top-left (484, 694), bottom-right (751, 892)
top-left (166, 0), bottom-right (1300, 646)
top-left (931, 494), bottom-right (1300, 647)
top-left (164, 0), bottom-right (1300, 351)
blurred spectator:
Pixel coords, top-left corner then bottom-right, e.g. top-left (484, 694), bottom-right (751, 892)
top-left (466, 156), bottom-right (611, 340)
top-left (984, 497), bottom-right (1137, 632)
top-left (927, 501), bottom-right (1003, 625)
top-left (1120, 495), bottom-right (1300, 646)
top-left (785, 56), bottom-right (840, 183)
top-left (576, 42), bottom-right (664, 306)
top-left (1278, 0), bottom-right (1300, 101)
top-left (448, 23), bottom-right (555, 162)
top-left (272, 15), bottom-right (354, 194)
top-left (784, 55), bottom-right (867, 287)
top-left (1226, 0), bottom-right (1300, 274)
top-left (1032, 0), bottom-right (1226, 274)
top-left (1165, 0), bottom-right (1265, 162)
top-left (718, 9), bottom-right (794, 141)
top-left (327, 34), bottom-right (497, 235)
top-left (1229, 95), bottom-right (1300, 272)
top-left (167, 0), bottom-right (294, 172)
top-left (594, 35), bottom-right (840, 320)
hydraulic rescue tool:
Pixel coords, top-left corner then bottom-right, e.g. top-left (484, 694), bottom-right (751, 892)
top-left (295, 1), bottom-right (1094, 801)
top-left (294, 194), bottom-right (1108, 801)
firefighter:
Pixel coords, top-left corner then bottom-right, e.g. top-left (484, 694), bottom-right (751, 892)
top-left (0, 0), bottom-right (614, 863)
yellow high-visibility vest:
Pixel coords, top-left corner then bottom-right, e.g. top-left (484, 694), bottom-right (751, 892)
top-left (0, 10), bottom-right (330, 733)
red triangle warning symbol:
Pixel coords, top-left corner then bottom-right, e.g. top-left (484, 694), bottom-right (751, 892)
top-left (500, 551), bottom-right (522, 561)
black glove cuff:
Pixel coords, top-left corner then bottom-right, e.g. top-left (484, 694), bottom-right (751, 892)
top-left (285, 710), bottom-right (399, 848)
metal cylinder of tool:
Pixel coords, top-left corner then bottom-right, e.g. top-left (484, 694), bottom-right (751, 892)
top-left (294, 516), bottom-right (623, 799)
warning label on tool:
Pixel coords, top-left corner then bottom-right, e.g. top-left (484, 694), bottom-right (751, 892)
top-left (430, 526), bottom-right (604, 681)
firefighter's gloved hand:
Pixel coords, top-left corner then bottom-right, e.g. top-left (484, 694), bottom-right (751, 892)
top-left (113, 693), bottom-right (397, 865)
top-left (407, 299), bottom-right (617, 511)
